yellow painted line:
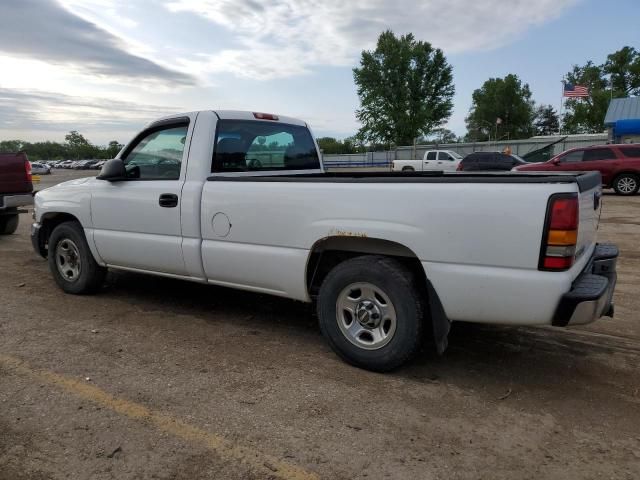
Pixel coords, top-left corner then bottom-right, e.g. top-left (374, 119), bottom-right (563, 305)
top-left (0, 354), bottom-right (318, 480)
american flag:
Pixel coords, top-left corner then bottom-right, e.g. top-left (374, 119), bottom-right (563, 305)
top-left (563, 83), bottom-right (589, 97)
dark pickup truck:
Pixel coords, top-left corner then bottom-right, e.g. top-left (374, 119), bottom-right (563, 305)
top-left (0, 152), bottom-right (33, 234)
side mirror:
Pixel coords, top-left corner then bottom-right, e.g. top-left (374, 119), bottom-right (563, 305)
top-left (551, 158), bottom-right (561, 165)
top-left (96, 158), bottom-right (126, 181)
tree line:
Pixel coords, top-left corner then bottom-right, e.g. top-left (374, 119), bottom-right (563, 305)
top-left (0, 131), bottom-right (123, 161)
top-left (318, 32), bottom-right (639, 154)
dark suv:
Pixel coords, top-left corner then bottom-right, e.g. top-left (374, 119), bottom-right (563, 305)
top-left (457, 152), bottom-right (526, 172)
top-left (515, 144), bottom-right (640, 195)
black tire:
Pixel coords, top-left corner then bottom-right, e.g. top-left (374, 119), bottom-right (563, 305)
top-left (48, 221), bottom-right (106, 294)
top-left (612, 173), bottom-right (639, 196)
top-left (402, 166), bottom-right (415, 172)
top-left (0, 214), bottom-right (19, 235)
top-left (317, 255), bottom-right (425, 372)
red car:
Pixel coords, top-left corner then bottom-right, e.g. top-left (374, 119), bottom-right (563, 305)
top-left (515, 144), bottom-right (640, 195)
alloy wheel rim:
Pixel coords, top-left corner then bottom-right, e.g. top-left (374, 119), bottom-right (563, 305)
top-left (618, 177), bottom-right (637, 194)
top-left (336, 282), bottom-right (397, 350)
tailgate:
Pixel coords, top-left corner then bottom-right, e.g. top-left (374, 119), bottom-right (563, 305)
top-left (576, 173), bottom-right (602, 264)
top-left (0, 153), bottom-right (33, 194)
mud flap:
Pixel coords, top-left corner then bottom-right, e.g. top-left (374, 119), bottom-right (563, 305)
top-left (426, 280), bottom-right (450, 355)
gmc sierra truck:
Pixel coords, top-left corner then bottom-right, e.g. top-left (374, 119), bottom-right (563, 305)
top-left (0, 152), bottom-right (34, 234)
top-left (31, 111), bottom-right (619, 371)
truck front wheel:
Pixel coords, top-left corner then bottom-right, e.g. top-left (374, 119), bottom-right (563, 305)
top-left (0, 214), bottom-right (19, 235)
top-left (317, 255), bottom-right (425, 372)
top-left (48, 221), bottom-right (106, 294)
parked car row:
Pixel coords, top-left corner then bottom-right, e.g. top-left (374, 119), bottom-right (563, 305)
top-left (43, 159), bottom-right (107, 170)
top-left (391, 150), bottom-right (526, 173)
top-left (391, 144), bottom-right (640, 195)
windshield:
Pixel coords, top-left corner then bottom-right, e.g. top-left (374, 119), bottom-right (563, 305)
top-left (449, 151), bottom-right (463, 160)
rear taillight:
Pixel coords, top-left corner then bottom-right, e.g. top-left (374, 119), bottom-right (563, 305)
top-left (456, 163), bottom-right (463, 171)
top-left (25, 160), bottom-right (32, 182)
top-left (539, 193), bottom-right (579, 271)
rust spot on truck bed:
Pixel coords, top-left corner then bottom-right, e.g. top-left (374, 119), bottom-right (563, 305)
top-left (329, 228), bottom-right (368, 238)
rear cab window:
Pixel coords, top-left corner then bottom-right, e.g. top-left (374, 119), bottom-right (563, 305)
top-left (212, 120), bottom-right (320, 173)
top-left (426, 152), bottom-right (437, 160)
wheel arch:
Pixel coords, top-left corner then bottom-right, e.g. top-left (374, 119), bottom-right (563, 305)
top-left (613, 170), bottom-right (639, 180)
top-left (306, 236), bottom-right (451, 354)
top-left (37, 212), bottom-right (82, 257)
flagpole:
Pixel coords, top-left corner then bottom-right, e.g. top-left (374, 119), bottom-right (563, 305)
top-left (559, 78), bottom-right (565, 135)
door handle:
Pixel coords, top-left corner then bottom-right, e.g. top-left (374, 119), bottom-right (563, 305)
top-left (159, 193), bottom-right (178, 208)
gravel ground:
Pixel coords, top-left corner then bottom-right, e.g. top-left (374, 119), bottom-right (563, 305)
top-left (1, 170), bottom-right (639, 479)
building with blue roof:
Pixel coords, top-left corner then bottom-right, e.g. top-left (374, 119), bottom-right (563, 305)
top-left (604, 97), bottom-right (640, 143)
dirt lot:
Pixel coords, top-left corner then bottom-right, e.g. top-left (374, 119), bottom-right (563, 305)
top-left (1, 170), bottom-right (639, 479)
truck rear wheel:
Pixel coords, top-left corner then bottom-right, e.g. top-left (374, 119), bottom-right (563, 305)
top-left (317, 255), bottom-right (424, 372)
top-left (402, 166), bottom-right (415, 172)
top-left (48, 221), bottom-right (106, 294)
top-left (0, 214), bottom-right (19, 235)
top-left (613, 174), bottom-right (639, 195)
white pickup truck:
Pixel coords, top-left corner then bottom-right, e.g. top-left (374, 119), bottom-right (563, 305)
top-left (32, 111), bottom-right (618, 371)
top-left (392, 150), bottom-right (463, 172)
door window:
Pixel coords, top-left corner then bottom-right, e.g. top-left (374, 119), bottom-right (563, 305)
top-left (437, 152), bottom-right (453, 161)
top-left (583, 148), bottom-right (615, 161)
top-left (561, 150), bottom-right (584, 163)
top-left (122, 124), bottom-right (188, 180)
top-left (620, 147), bottom-right (640, 158)
top-left (426, 152), bottom-right (437, 160)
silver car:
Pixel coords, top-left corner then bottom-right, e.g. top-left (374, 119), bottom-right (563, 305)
top-left (30, 162), bottom-right (51, 175)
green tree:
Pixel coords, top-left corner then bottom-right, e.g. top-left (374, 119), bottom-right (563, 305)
top-left (316, 137), bottom-right (342, 155)
top-left (0, 134), bottom-right (122, 160)
top-left (316, 136), bottom-right (365, 154)
top-left (465, 74), bottom-right (534, 141)
top-left (604, 46), bottom-right (640, 96)
top-left (353, 30), bottom-right (454, 146)
top-left (421, 128), bottom-right (457, 144)
top-left (561, 61), bottom-right (610, 134)
top-left (106, 140), bottom-right (124, 158)
top-left (0, 140), bottom-right (25, 153)
top-left (533, 105), bottom-right (560, 136)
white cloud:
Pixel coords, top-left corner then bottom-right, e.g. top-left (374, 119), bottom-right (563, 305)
top-left (0, 0), bottom-right (194, 85)
top-left (166, 0), bottom-right (579, 80)
top-left (0, 88), bottom-right (181, 143)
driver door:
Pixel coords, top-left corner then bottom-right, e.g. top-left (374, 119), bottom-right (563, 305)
top-left (423, 151), bottom-right (437, 171)
top-left (91, 119), bottom-right (192, 275)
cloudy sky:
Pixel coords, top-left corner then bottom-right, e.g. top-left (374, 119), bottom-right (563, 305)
top-left (0, 0), bottom-right (638, 145)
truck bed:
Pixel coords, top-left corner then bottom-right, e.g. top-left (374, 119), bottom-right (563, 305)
top-left (208, 170), bottom-right (601, 192)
